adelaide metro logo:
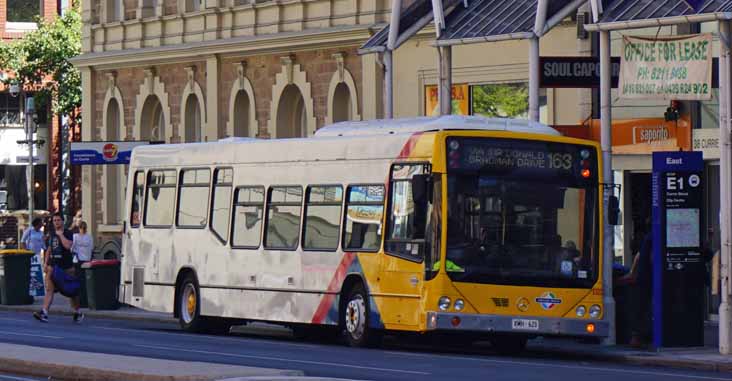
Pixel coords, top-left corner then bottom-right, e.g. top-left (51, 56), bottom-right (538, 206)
top-left (535, 292), bottom-right (562, 310)
top-left (103, 143), bottom-right (119, 162)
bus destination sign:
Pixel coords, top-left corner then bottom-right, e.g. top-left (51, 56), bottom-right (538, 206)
top-left (447, 138), bottom-right (596, 182)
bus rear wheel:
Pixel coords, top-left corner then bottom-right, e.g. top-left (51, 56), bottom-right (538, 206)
top-left (178, 274), bottom-right (205, 333)
top-left (341, 284), bottom-right (381, 347)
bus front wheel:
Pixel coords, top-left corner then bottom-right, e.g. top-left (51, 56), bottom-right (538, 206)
top-left (178, 274), bottom-right (205, 332)
top-left (341, 284), bottom-right (381, 347)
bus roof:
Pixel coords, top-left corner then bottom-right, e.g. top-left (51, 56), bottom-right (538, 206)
top-left (130, 117), bottom-right (562, 168)
top-left (313, 116), bottom-right (560, 137)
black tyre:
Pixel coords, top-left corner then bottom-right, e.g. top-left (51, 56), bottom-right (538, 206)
top-left (490, 335), bottom-right (528, 355)
top-left (177, 274), bottom-right (206, 332)
top-left (341, 283), bottom-right (382, 347)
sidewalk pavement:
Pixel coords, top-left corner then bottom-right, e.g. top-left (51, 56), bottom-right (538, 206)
top-left (0, 342), bottom-right (303, 381)
top-left (1, 298), bottom-right (731, 374)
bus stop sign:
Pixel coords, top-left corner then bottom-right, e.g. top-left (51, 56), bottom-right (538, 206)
top-left (651, 151), bottom-right (705, 348)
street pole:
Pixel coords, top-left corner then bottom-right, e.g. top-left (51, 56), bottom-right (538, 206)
top-left (600, 29), bottom-right (616, 345)
top-left (438, 46), bottom-right (452, 116)
top-left (528, 37), bottom-right (540, 122)
top-left (25, 97), bottom-right (35, 223)
top-left (718, 20), bottom-right (732, 356)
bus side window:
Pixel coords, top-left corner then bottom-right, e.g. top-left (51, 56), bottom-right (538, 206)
top-left (144, 169), bottom-right (177, 227)
top-left (130, 170), bottom-right (145, 228)
top-left (264, 186), bottom-right (303, 250)
top-left (343, 185), bottom-right (385, 252)
top-left (385, 163), bottom-right (431, 260)
top-left (176, 168), bottom-right (211, 228)
top-left (303, 185), bottom-right (343, 251)
top-left (210, 168), bottom-right (233, 244)
top-left (231, 186), bottom-right (265, 249)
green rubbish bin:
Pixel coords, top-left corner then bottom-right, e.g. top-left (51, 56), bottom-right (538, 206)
top-left (0, 250), bottom-right (34, 305)
top-left (83, 259), bottom-right (121, 310)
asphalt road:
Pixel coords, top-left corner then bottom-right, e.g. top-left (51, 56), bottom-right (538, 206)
top-left (0, 310), bottom-right (729, 381)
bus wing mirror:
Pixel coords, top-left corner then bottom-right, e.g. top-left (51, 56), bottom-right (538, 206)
top-left (608, 195), bottom-right (621, 225)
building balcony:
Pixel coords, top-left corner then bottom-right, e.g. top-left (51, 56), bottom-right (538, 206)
top-left (84, 0), bottom-right (390, 53)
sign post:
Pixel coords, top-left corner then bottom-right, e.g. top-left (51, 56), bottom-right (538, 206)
top-left (651, 151), bottom-right (705, 348)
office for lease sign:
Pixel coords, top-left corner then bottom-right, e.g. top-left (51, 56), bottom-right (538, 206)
top-left (619, 33), bottom-right (712, 100)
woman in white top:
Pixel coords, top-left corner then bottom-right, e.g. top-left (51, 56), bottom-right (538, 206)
top-left (71, 221), bottom-right (93, 264)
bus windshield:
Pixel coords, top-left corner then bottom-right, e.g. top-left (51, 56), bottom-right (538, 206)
top-left (444, 137), bottom-right (599, 288)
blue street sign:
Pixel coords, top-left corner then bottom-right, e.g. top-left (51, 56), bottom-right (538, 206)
top-left (71, 141), bottom-right (150, 165)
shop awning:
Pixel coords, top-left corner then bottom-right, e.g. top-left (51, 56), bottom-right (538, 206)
top-left (359, 0), bottom-right (585, 53)
top-left (585, 0), bottom-right (732, 31)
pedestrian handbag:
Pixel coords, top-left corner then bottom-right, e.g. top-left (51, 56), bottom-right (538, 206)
top-left (51, 265), bottom-right (81, 298)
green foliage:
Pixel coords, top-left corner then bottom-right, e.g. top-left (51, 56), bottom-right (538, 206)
top-left (0, 7), bottom-right (82, 118)
top-left (471, 83), bottom-right (529, 118)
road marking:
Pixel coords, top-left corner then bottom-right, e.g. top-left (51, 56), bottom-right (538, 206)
top-left (0, 332), bottom-right (62, 340)
top-left (0, 318), bottom-right (30, 323)
top-left (91, 325), bottom-right (319, 349)
top-left (384, 350), bottom-right (732, 380)
top-left (0, 375), bottom-right (41, 381)
top-left (135, 344), bottom-right (429, 375)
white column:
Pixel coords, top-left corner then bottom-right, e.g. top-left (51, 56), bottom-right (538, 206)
top-left (718, 20), bottom-right (732, 355)
top-left (438, 46), bottom-right (452, 116)
top-left (206, 55), bottom-right (220, 142)
top-left (600, 29), bottom-right (616, 345)
top-left (529, 37), bottom-right (540, 122)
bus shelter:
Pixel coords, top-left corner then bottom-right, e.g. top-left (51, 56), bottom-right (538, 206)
top-left (584, 0), bottom-right (732, 354)
top-left (360, 0), bottom-right (618, 344)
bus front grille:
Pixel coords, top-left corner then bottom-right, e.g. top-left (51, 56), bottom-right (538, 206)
top-left (491, 297), bottom-right (509, 307)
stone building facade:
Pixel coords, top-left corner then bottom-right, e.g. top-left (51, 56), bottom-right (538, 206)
top-left (72, 0), bottom-right (390, 243)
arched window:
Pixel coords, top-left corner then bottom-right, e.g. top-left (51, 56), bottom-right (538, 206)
top-left (332, 83), bottom-right (352, 123)
top-left (276, 84), bottom-right (306, 138)
top-left (233, 90), bottom-right (250, 137)
top-left (141, 95), bottom-right (165, 142)
top-left (105, 98), bottom-right (123, 224)
top-left (184, 94), bottom-right (202, 143)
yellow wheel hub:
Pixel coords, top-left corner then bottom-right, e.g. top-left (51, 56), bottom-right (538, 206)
top-left (187, 292), bottom-right (196, 315)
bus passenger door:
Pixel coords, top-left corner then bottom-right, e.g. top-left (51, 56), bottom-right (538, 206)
top-left (377, 164), bottom-right (431, 329)
top-left (124, 170), bottom-right (145, 306)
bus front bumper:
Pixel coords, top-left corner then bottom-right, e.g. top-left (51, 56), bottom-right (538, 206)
top-left (426, 312), bottom-right (609, 338)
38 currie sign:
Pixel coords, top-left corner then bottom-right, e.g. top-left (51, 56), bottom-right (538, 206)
top-left (619, 34), bottom-right (713, 100)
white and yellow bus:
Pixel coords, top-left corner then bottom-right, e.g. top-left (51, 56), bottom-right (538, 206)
top-left (121, 116), bottom-right (608, 350)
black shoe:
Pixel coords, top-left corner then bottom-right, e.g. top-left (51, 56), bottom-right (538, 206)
top-left (33, 310), bottom-right (48, 323)
top-left (73, 311), bottom-right (84, 323)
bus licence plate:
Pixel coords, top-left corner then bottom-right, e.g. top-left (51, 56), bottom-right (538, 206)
top-left (511, 319), bottom-right (539, 331)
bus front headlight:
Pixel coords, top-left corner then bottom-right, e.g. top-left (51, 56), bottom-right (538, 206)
top-left (576, 305), bottom-right (586, 317)
top-left (589, 305), bottom-right (602, 318)
top-left (454, 299), bottom-right (465, 311)
top-left (438, 296), bottom-right (451, 311)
